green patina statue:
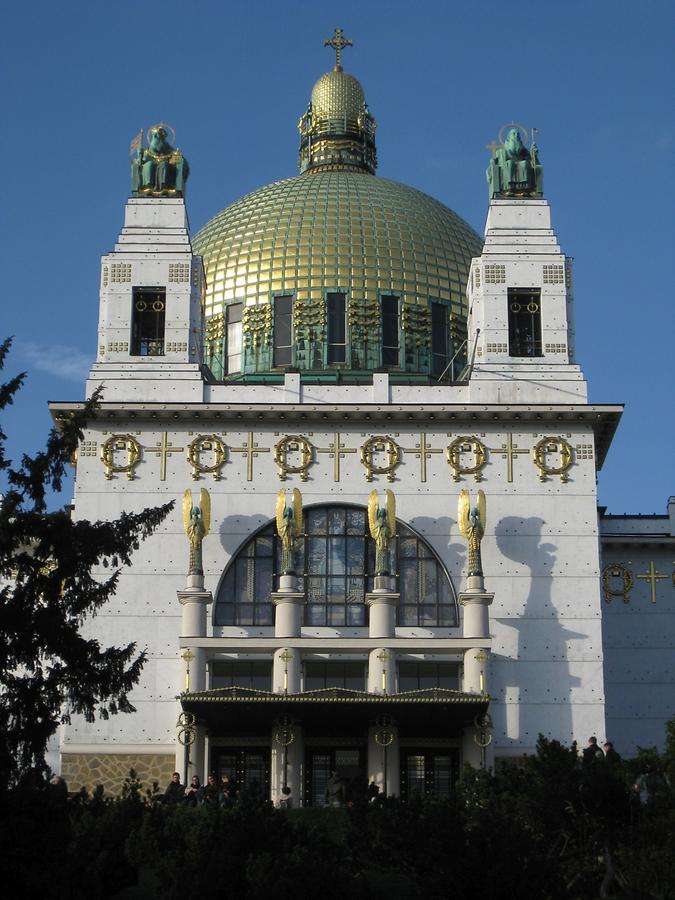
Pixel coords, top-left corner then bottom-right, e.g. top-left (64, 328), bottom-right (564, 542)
top-left (131, 125), bottom-right (189, 197)
top-left (486, 128), bottom-right (543, 199)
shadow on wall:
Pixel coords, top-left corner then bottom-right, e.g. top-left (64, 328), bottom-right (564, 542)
top-left (494, 516), bottom-right (582, 752)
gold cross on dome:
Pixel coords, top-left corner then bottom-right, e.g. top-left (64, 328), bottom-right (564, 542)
top-left (324, 27), bottom-right (353, 70)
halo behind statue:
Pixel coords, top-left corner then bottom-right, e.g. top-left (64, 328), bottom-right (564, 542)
top-left (147, 122), bottom-right (177, 145)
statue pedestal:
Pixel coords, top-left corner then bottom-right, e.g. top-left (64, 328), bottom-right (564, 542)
top-left (366, 588), bottom-right (399, 639)
top-left (459, 589), bottom-right (494, 640)
top-left (272, 592), bottom-right (305, 638)
top-left (178, 588), bottom-right (213, 638)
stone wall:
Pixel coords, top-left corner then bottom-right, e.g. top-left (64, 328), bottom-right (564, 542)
top-left (62, 752), bottom-right (176, 796)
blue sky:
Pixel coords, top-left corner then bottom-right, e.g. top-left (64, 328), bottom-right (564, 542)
top-left (2, 0), bottom-right (673, 514)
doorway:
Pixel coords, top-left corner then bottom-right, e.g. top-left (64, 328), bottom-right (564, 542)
top-left (305, 747), bottom-right (365, 806)
top-left (212, 747), bottom-right (271, 799)
top-left (400, 749), bottom-right (459, 801)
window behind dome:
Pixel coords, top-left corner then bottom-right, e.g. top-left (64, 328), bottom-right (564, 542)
top-left (214, 505), bottom-right (457, 628)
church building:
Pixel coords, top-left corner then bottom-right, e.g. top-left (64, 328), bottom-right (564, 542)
top-left (50, 31), bottom-right (674, 803)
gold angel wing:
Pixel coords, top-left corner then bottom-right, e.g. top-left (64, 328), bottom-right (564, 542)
top-left (477, 489), bottom-right (486, 531)
top-left (182, 490), bottom-right (193, 533)
top-left (276, 489), bottom-right (286, 535)
top-left (200, 488), bottom-right (211, 536)
top-left (367, 489), bottom-right (379, 539)
top-left (457, 489), bottom-right (469, 538)
top-left (292, 488), bottom-right (303, 537)
top-left (386, 489), bottom-right (396, 537)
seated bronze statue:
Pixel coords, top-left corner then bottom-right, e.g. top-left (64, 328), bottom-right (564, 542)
top-left (131, 126), bottom-right (189, 197)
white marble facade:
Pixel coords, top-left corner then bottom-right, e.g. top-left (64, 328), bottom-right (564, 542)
top-left (51, 188), bottom-right (672, 800)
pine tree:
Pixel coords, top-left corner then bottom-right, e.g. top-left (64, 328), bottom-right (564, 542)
top-left (0, 338), bottom-right (173, 788)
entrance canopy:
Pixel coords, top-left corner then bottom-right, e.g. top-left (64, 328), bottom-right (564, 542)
top-left (180, 686), bottom-right (489, 736)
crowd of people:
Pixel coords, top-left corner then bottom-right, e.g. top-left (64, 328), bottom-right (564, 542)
top-left (159, 772), bottom-right (241, 808)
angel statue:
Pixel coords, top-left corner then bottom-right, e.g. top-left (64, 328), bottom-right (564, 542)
top-left (183, 489), bottom-right (211, 576)
top-left (276, 488), bottom-right (303, 576)
top-left (368, 489), bottom-right (396, 576)
top-left (458, 489), bottom-right (486, 578)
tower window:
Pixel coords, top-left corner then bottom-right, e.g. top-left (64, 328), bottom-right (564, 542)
top-left (226, 302), bottom-right (243, 374)
top-left (327, 292), bottom-right (347, 364)
top-left (131, 288), bottom-right (165, 356)
top-left (381, 294), bottom-right (400, 367)
top-left (430, 301), bottom-right (449, 377)
top-left (273, 295), bottom-right (293, 367)
top-left (508, 288), bottom-right (542, 357)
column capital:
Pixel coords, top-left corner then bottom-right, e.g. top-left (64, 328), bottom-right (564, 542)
top-left (365, 591), bottom-right (400, 608)
top-left (177, 589), bottom-right (213, 607)
top-left (271, 592), bottom-right (305, 606)
top-left (459, 591), bottom-right (494, 608)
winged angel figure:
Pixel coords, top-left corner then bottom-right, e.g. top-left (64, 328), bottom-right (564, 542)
top-left (458, 489), bottom-right (486, 578)
top-left (183, 489), bottom-right (211, 576)
top-left (276, 488), bottom-right (303, 576)
top-left (368, 489), bottom-right (396, 576)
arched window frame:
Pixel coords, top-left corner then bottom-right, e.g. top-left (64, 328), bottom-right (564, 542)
top-left (213, 503), bottom-right (458, 628)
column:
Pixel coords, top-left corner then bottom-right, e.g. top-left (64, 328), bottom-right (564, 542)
top-left (272, 575), bottom-right (304, 639)
top-left (367, 647), bottom-right (396, 694)
top-left (177, 582), bottom-right (213, 781)
top-left (367, 723), bottom-right (400, 797)
top-left (270, 723), bottom-right (304, 808)
top-left (272, 647), bottom-right (301, 694)
top-left (365, 574), bottom-right (399, 639)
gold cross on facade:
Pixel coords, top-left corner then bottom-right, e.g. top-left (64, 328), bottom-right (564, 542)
top-left (490, 433), bottom-right (529, 483)
top-left (148, 432), bottom-right (185, 481)
top-left (324, 27), bottom-right (353, 70)
top-left (181, 648), bottom-right (195, 691)
top-left (317, 433), bottom-right (357, 482)
top-left (377, 649), bottom-right (390, 693)
top-left (231, 431), bottom-right (270, 481)
top-left (280, 649), bottom-right (293, 693)
top-left (401, 433), bottom-right (443, 483)
top-left (636, 560), bottom-right (668, 604)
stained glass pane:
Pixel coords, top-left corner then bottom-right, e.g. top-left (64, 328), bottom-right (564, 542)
top-left (327, 577), bottom-right (345, 602)
top-left (306, 605), bottom-right (326, 626)
top-left (328, 507), bottom-right (346, 533)
top-left (256, 534), bottom-right (273, 556)
top-left (399, 605), bottom-right (417, 626)
top-left (237, 603), bottom-right (254, 625)
top-left (327, 538), bottom-right (346, 576)
top-left (346, 605), bottom-right (365, 626)
top-left (327, 605), bottom-right (346, 626)
top-left (419, 605), bottom-right (436, 626)
top-left (422, 560), bottom-right (438, 599)
top-left (399, 537), bottom-right (417, 558)
top-left (308, 509), bottom-right (327, 534)
top-left (307, 538), bottom-right (325, 575)
top-left (346, 577), bottom-right (364, 604)
top-left (346, 509), bottom-right (365, 534)
top-left (346, 537), bottom-right (364, 574)
top-left (254, 559), bottom-right (272, 601)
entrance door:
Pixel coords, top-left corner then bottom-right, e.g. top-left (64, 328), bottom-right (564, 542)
top-left (212, 747), bottom-right (271, 799)
top-left (400, 749), bottom-right (459, 801)
top-left (306, 747), bottom-right (365, 807)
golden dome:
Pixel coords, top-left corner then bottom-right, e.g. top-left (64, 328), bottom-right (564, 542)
top-left (193, 171), bottom-right (482, 376)
top-left (311, 69), bottom-right (365, 122)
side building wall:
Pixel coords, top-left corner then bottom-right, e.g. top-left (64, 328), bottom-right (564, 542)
top-left (600, 498), bottom-right (675, 754)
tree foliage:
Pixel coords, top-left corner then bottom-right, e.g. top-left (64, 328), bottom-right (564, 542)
top-left (0, 338), bottom-right (172, 788)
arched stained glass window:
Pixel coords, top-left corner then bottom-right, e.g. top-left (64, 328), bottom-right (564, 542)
top-left (214, 505), bottom-right (457, 627)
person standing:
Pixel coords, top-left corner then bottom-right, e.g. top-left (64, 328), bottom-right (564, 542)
top-left (582, 736), bottom-right (605, 767)
top-left (162, 772), bottom-right (185, 804)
